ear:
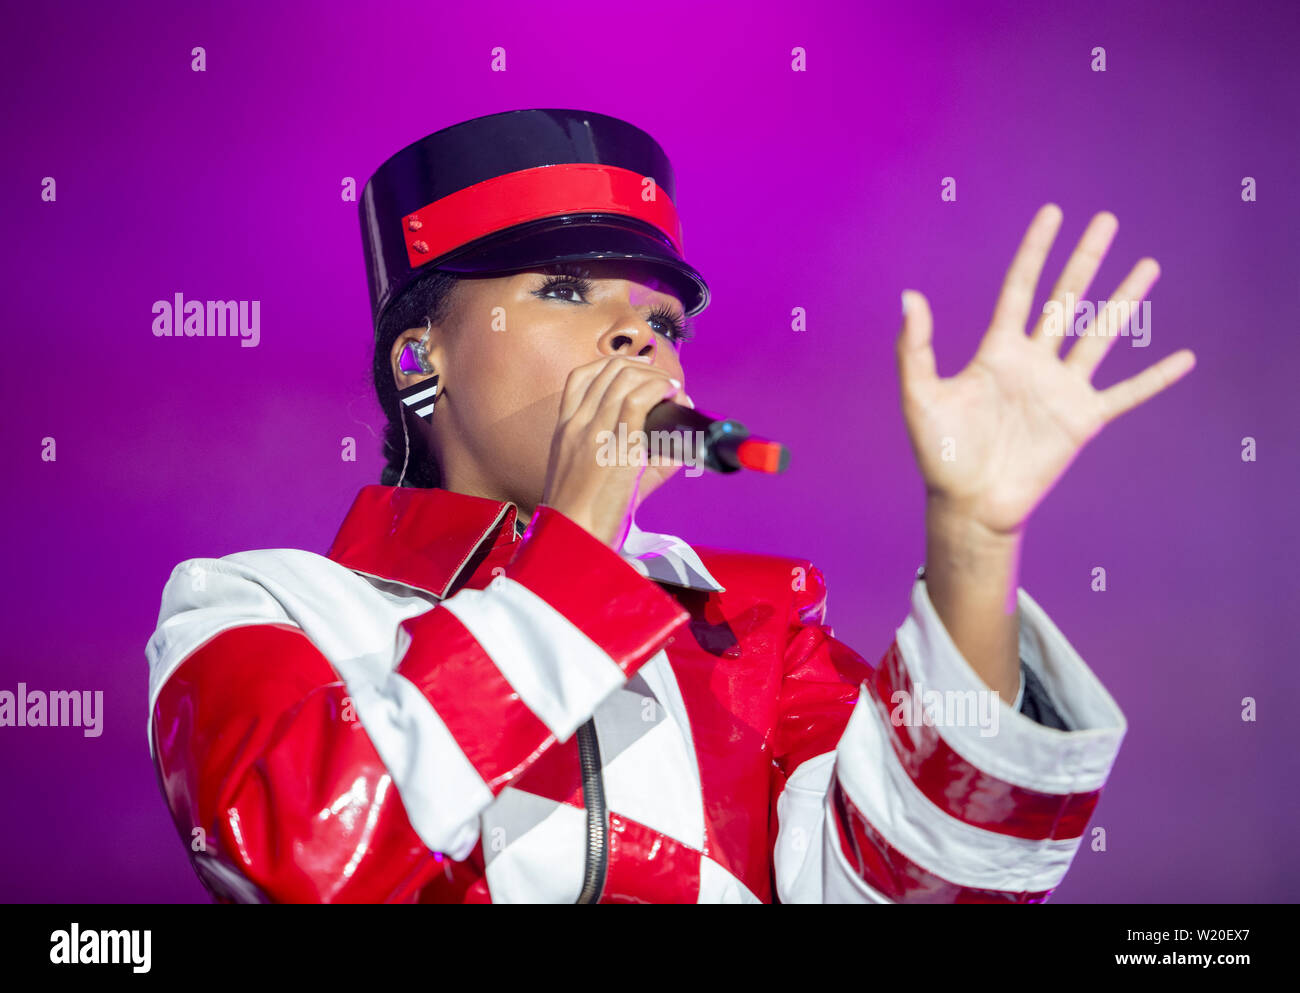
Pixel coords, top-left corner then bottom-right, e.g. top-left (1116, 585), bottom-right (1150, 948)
top-left (391, 322), bottom-right (440, 385)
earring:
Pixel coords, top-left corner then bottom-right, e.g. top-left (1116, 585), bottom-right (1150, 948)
top-left (397, 373), bottom-right (439, 422)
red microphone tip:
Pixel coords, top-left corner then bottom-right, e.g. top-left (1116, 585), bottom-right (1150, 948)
top-left (736, 438), bottom-right (789, 473)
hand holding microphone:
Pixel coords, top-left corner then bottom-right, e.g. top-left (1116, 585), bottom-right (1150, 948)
top-left (541, 355), bottom-right (790, 550)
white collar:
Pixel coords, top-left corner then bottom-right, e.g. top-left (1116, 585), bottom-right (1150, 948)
top-left (618, 518), bottom-right (726, 593)
top-left (512, 509), bottom-right (724, 592)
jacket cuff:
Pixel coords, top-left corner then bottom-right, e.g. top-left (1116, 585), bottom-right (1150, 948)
top-left (901, 572), bottom-right (1127, 793)
top-left (820, 574), bottom-right (1128, 899)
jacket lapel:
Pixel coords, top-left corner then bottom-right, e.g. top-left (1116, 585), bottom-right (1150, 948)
top-left (326, 485), bottom-right (518, 599)
top-left (328, 484), bottom-right (725, 597)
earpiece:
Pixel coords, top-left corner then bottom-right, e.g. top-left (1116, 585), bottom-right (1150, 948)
top-left (393, 317), bottom-right (439, 488)
top-left (396, 317), bottom-right (439, 425)
top-left (398, 316), bottom-right (435, 375)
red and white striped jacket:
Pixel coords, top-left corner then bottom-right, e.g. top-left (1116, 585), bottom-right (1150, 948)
top-left (145, 483), bottom-right (1126, 903)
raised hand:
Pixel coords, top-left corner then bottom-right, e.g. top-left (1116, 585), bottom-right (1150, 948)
top-left (897, 203), bottom-right (1196, 538)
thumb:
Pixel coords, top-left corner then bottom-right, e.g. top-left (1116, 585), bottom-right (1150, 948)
top-left (896, 289), bottom-right (937, 398)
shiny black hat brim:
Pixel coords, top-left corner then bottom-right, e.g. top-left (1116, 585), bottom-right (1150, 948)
top-left (425, 214), bottom-right (710, 317)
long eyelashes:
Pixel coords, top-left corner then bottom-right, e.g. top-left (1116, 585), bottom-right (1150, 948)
top-left (532, 274), bottom-right (695, 344)
top-left (533, 272), bottom-right (596, 300)
top-left (645, 304), bottom-right (696, 344)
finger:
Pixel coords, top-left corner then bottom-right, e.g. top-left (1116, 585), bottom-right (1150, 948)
top-left (1096, 348), bottom-right (1196, 423)
top-left (1064, 257), bottom-right (1160, 379)
top-left (558, 355), bottom-right (619, 423)
top-left (587, 363), bottom-right (676, 431)
top-left (561, 355), bottom-right (656, 424)
top-left (629, 378), bottom-right (688, 466)
top-left (1031, 210), bottom-right (1119, 351)
top-left (604, 375), bottom-right (683, 465)
top-left (988, 203), bottom-right (1064, 336)
top-left (896, 289), bottom-right (938, 403)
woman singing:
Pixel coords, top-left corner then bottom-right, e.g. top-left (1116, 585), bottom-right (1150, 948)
top-left (145, 108), bottom-right (1194, 903)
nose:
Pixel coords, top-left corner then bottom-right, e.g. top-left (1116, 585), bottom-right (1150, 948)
top-left (599, 321), bottom-right (658, 363)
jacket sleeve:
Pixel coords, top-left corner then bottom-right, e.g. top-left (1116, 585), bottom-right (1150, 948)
top-left (145, 505), bottom-right (691, 903)
top-left (768, 563), bottom-right (1126, 903)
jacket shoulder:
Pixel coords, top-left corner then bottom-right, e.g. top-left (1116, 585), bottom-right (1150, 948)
top-left (691, 544), bottom-right (828, 624)
top-left (157, 547), bottom-right (376, 606)
top-left (147, 548), bottom-right (414, 687)
top-left (691, 544), bottom-right (811, 571)
top-left (692, 544), bottom-right (818, 594)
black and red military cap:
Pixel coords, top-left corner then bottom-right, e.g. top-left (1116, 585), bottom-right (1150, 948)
top-left (359, 108), bottom-right (711, 338)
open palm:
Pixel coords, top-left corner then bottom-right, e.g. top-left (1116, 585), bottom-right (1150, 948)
top-left (898, 204), bottom-right (1196, 536)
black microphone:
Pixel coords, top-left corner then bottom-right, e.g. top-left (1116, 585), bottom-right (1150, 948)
top-left (642, 400), bottom-right (790, 474)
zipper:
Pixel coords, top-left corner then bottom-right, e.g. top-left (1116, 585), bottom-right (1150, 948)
top-left (506, 510), bottom-right (607, 902)
top-left (510, 511), bottom-right (607, 902)
top-left (574, 716), bottom-right (608, 903)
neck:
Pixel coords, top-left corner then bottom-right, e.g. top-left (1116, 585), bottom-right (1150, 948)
top-left (433, 464), bottom-right (538, 529)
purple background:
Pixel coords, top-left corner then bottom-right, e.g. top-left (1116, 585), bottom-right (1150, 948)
top-left (2, 0), bottom-right (1296, 903)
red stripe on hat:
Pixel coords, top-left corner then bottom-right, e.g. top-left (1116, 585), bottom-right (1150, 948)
top-left (401, 163), bottom-right (683, 268)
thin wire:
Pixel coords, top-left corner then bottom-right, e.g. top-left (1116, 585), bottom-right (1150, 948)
top-left (397, 404), bottom-right (411, 488)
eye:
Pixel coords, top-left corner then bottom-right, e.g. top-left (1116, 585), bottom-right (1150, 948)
top-left (532, 274), bottom-right (695, 345)
top-left (647, 305), bottom-right (695, 345)
top-left (533, 274), bottom-right (594, 303)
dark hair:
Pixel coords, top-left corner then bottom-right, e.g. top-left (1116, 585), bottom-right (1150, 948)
top-left (373, 268), bottom-right (462, 488)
